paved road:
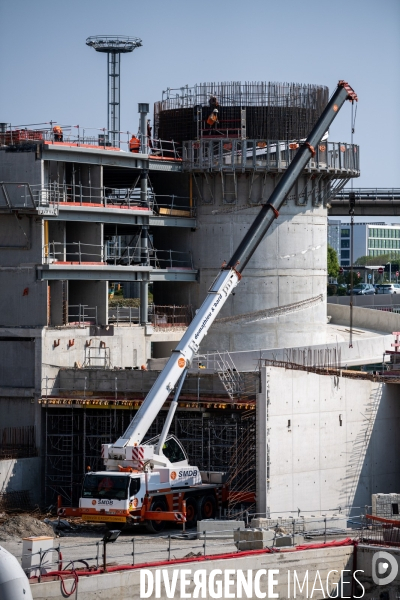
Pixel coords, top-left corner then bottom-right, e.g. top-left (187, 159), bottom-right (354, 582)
top-left (1, 525), bottom-right (239, 573)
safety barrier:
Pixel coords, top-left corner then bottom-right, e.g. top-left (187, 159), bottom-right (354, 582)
top-left (182, 139), bottom-right (360, 173)
top-left (43, 240), bottom-right (193, 269)
top-left (14, 514), bottom-right (358, 581)
top-left (0, 123), bottom-right (181, 158)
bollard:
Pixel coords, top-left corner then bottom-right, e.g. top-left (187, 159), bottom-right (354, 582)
top-left (324, 517), bottom-right (327, 544)
top-left (38, 548), bottom-right (42, 583)
top-left (96, 542), bottom-right (100, 570)
top-left (132, 538), bottom-right (135, 566)
top-left (168, 535), bottom-right (171, 562)
top-left (203, 530), bottom-right (207, 556)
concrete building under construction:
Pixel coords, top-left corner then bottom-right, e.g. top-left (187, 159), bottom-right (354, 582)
top-left (1, 77), bottom-right (400, 524)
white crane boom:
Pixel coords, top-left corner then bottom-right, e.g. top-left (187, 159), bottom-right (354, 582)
top-left (107, 80), bottom-right (358, 458)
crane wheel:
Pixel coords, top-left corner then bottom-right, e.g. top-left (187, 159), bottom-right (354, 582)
top-left (197, 495), bottom-right (217, 520)
top-left (145, 499), bottom-right (167, 533)
top-left (184, 497), bottom-right (198, 528)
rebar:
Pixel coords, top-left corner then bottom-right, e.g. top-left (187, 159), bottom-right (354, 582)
top-left (155, 81), bottom-right (329, 148)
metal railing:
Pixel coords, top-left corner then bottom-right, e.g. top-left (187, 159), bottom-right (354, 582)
top-left (16, 181), bottom-right (195, 216)
top-left (108, 304), bottom-right (192, 326)
top-left (43, 241), bottom-right (194, 269)
top-left (0, 124), bottom-right (181, 158)
top-left (0, 182), bottom-right (58, 214)
top-left (335, 188), bottom-right (400, 202)
top-left (15, 514), bottom-right (355, 580)
top-left (182, 139), bottom-right (360, 173)
top-left (68, 304), bottom-right (98, 325)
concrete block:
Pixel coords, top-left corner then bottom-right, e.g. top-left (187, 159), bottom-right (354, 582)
top-left (197, 520), bottom-right (244, 539)
top-left (274, 534), bottom-right (293, 547)
top-left (234, 528), bottom-right (275, 550)
top-left (251, 517), bottom-right (300, 532)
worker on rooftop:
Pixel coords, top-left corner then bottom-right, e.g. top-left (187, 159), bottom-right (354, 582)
top-left (129, 134), bottom-right (140, 153)
top-left (147, 119), bottom-right (153, 150)
top-left (53, 125), bottom-right (63, 142)
top-left (209, 94), bottom-right (219, 110)
top-left (207, 108), bottom-right (219, 128)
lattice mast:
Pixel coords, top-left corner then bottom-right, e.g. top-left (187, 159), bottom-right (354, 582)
top-left (86, 35), bottom-right (142, 147)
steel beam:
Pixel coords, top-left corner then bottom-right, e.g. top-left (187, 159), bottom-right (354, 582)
top-left (37, 265), bottom-right (197, 282)
top-left (41, 144), bottom-right (182, 172)
top-left (46, 207), bottom-right (196, 227)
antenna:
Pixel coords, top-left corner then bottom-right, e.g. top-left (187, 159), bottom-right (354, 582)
top-left (86, 35), bottom-right (142, 148)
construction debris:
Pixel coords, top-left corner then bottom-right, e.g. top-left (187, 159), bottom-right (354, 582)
top-left (0, 515), bottom-right (54, 541)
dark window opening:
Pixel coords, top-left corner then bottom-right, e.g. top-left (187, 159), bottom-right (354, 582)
top-left (392, 503), bottom-right (399, 515)
top-left (82, 474), bottom-right (130, 500)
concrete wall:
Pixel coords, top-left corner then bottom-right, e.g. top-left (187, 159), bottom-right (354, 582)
top-left (0, 151), bottom-right (42, 188)
top-left (30, 545), bottom-right (353, 599)
top-left (356, 544), bottom-right (400, 598)
top-left (329, 295), bottom-right (400, 307)
top-left (41, 326), bottom-right (184, 392)
top-left (68, 281), bottom-right (108, 325)
top-left (0, 457), bottom-right (41, 506)
top-left (57, 367), bottom-right (228, 398)
top-left (65, 222), bottom-right (103, 262)
top-left (257, 366), bottom-right (400, 520)
top-left (0, 268), bottom-right (48, 327)
top-left (0, 339), bottom-right (35, 387)
top-left (155, 173), bottom-right (329, 353)
top-left (328, 303), bottom-right (400, 334)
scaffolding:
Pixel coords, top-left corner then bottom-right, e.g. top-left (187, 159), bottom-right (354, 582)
top-left (44, 406), bottom-right (257, 507)
top-left (155, 81), bottom-right (329, 147)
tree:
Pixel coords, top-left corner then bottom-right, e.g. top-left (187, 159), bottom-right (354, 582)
top-left (327, 245), bottom-right (339, 279)
top-left (355, 253), bottom-right (399, 266)
top-left (337, 271), bottom-right (362, 287)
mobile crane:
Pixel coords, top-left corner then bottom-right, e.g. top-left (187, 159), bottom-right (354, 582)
top-left (58, 81), bottom-right (357, 532)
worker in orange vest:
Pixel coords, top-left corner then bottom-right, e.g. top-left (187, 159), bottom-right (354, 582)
top-left (129, 134), bottom-right (140, 153)
top-left (53, 125), bottom-right (63, 141)
top-left (207, 108), bottom-right (219, 128)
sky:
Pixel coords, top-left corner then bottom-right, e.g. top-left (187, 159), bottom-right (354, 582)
top-left (0, 0), bottom-right (399, 191)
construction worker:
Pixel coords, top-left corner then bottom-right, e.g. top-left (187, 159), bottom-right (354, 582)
top-left (207, 108), bottom-right (219, 128)
top-left (209, 94), bottom-right (219, 110)
top-left (147, 120), bottom-right (153, 150)
top-left (129, 134), bottom-right (140, 153)
top-left (53, 125), bottom-right (63, 141)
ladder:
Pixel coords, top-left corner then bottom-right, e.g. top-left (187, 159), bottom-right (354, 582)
top-left (221, 171), bottom-right (237, 204)
top-left (215, 351), bottom-right (244, 399)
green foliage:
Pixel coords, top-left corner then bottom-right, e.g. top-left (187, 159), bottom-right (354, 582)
top-left (355, 253), bottom-right (395, 266)
top-left (327, 245), bottom-right (339, 278)
top-left (327, 284), bottom-right (337, 296)
top-left (337, 271), bottom-right (362, 286)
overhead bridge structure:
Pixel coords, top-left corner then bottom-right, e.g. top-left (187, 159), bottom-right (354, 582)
top-left (329, 188), bottom-right (400, 216)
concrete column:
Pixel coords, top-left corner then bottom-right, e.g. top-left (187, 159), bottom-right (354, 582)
top-left (138, 103), bottom-right (150, 326)
top-left (138, 103), bottom-right (149, 155)
top-left (256, 367), bottom-right (269, 517)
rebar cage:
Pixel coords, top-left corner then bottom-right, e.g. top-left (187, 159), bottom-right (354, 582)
top-left (155, 82), bottom-right (329, 147)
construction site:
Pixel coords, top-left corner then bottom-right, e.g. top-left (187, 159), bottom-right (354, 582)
top-left (1, 33), bottom-right (400, 600)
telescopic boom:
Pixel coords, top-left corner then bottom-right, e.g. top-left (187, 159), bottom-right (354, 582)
top-left (109, 80), bottom-right (357, 452)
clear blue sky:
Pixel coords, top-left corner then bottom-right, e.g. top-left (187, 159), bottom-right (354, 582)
top-left (0, 0), bottom-right (399, 187)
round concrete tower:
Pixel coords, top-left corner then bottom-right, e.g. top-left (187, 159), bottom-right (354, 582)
top-left (154, 82), bottom-right (359, 352)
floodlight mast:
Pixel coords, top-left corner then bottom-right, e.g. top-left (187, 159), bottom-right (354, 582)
top-left (86, 35), bottom-right (142, 148)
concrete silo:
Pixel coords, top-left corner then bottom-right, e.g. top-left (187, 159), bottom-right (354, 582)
top-left (153, 82), bottom-right (359, 352)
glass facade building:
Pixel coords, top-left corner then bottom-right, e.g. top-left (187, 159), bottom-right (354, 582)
top-left (328, 220), bottom-right (400, 266)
